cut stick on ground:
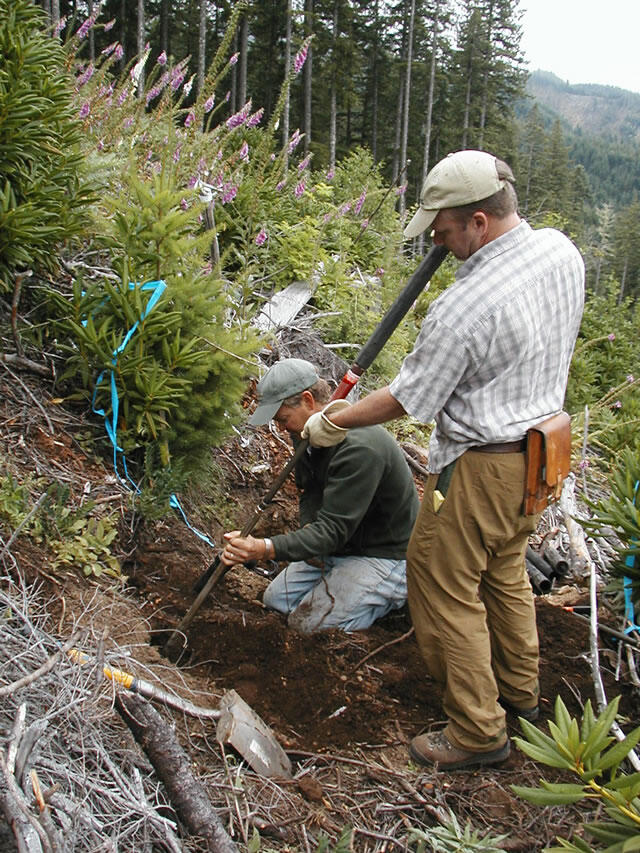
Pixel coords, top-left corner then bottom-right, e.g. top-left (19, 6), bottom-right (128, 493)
top-left (116, 691), bottom-right (239, 853)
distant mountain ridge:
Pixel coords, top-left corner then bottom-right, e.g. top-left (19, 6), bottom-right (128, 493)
top-left (526, 70), bottom-right (640, 143)
top-left (524, 71), bottom-right (640, 207)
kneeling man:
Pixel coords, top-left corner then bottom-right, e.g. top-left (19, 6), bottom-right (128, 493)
top-left (221, 358), bottom-right (419, 633)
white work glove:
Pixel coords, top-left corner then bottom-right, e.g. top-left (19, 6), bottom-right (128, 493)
top-left (301, 399), bottom-right (351, 447)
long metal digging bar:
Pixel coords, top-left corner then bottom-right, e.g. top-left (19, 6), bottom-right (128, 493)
top-left (163, 244), bottom-right (449, 659)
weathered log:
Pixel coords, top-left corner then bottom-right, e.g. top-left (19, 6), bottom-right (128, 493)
top-left (116, 692), bottom-right (237, 853)
top-left (558, 474), bottom-right (590, 577)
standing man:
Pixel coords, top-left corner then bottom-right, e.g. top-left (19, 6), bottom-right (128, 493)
top-left (303, 150), bottom-right (585, 770)
top-left (221, 358), bottom-right (419, 634)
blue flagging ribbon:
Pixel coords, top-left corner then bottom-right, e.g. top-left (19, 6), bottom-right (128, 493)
top-left (623, 479), bottom-right (640, 635)
top-left (90, 279), bottom-right (216, 549)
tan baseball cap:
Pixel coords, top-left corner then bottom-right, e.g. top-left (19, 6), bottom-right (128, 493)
top-left (404, 150), bottom-right (513, 239)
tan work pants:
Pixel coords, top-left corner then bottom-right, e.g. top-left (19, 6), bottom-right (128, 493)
top-left (406, 449), bottom-right (540, 751)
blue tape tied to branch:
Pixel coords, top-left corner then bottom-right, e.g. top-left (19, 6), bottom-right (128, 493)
top-left (90, 279), bottom-right (216, 549)
top-left (623, 479), bottom-right (640, 635)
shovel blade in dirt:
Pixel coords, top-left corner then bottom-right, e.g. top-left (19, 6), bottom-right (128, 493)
top-left (216, 689), bottom-right (292, 779)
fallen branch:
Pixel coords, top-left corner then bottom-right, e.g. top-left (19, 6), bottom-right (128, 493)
top-left (0, 352), bottom-right (52, 378)
top-left (116, 691), bottom-right (238, 853)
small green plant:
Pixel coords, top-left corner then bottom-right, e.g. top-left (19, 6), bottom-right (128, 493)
top-left (50, 514), bottom-right (122, 579)
top-left (581, 447), bottom-right (640, 584)
top-left (512, 695), bottom-right (640, 851)
top-left (0, 473), bottom-right (31, 530)
top-left (408, 809), bottom-right (507, 852)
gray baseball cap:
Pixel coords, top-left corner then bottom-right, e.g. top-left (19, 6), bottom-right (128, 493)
top-left (404, 150), bottom-right (513, 239)
top-left (248, 358), bottom-right (319, 425)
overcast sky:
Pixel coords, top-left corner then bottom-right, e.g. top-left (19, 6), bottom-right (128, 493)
top-left (519, 0), bottom-right (640, 95)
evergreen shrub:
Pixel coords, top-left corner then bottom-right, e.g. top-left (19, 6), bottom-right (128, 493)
top-left (0, 0), bottom-right (92, 292)
top-left (56, 165), bottom-right (258, 488)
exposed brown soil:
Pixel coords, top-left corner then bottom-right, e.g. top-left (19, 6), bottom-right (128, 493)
top-left (3, 371), bottom-right (640, 851)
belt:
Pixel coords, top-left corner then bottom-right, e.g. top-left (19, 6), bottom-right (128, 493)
top-left (471, 439), bottom-right (527, 454)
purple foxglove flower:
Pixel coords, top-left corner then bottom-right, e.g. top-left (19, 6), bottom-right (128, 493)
top-left (146, 85), bottom-right (162, 106)
top-left (185, 111), bottom-right (195, 128)
top-left (578, 459), bottom-right (590, 469)
top-left (79, 102), bottom-right (90, 118)
top-left (173, 146), bottom-right (182, 163)
top-left (628, 374), bottom-right (635, 382)
top-left (270, 153), bottom-right (276, 161)
top-left (102, 42), bottom-right (118, 57)
top-left (183, 76), bottom-right (194, 98)
top-left (104, 19), bottom-right (116, 32)
top-left (276, 180), bottom-right (286, 192)
top-left (323, 213), bottom-right (332, 223)
top-left (294, 45), bottom-right (308, 74)
top-left (180, 198), bottom-right (189, 210)
top-left (54, 16), bottom-right (67, 36)
top-left (229, 52), bottom-right (239, 66)
top-left (375, 267), bottom-right (385, 276)
top-left (171, 70), bottom-right (185, 91)
top-left (396, 183), bottom-right (407, 196)
top-left (288, 129), bottom-right (302, 154)
top-left (157, 51), bottom-right (167, 66)
top-left (295, 180), bottom-right (306, 198)
top-left (354, 189), bottom-right (367, 215)
top-left (298, 154), bottom-right (311, 172)
top-left (613, 400), bottom-right (622, 408)
top-left (239, 141), bottom-right (249, 161)
top-left (255, 228), bottom-right (267, 246)
top-left (222, 184), bottom-right (238, 204)
top-left (124, 116), bottom-right (134, 128)
top-left (247, 107), bottom-right (264, 127)
top-left (117, 86), bottom-right (129, 106)
top-left (188, 175), bottom-right (198, 188)
top-left (225, 91), bottom-right (231, 102)
top-left (339, 202), bottom-right (351, 215)
top-left (608, 333), bottom-right (615, 341)
top-left (326, 168), bottom-right (335, 180)
top-left (97, 139), bottom-right (104, 150)
top-left (77, 64), bottom-right (94, 88)
top-left (114, 44), bottom-right (124, 61)
top-left (76, 16), bottom-right (93, 40)
top-left (226, 100), bottom-right (252, 129)
top-left (204, 95), bottom-right (215, 113)
top-left (360, 218), bottom-right (369, 229)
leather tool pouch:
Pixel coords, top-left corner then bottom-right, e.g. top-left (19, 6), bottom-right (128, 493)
top-left (523, 411), bottom-right (571, 516)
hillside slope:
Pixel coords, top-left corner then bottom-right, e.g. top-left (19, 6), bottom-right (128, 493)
top-left (523, 71), bottom-right (640, 206)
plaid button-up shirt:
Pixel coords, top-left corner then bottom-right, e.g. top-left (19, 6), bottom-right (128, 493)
top-left (390, 221), bottom-right (585, 473)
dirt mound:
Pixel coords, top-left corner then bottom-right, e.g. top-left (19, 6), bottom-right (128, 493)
top-left (128, 531), bottom-right (637, 755)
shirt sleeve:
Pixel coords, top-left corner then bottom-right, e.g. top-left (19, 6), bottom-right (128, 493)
top-left (390, 314), bottom-right (470, 425)
top-left (271, 439), bottom-right (385, 562)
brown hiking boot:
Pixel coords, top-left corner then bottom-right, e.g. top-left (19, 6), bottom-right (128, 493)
top-left (409, 730), bottom-right (510, 771)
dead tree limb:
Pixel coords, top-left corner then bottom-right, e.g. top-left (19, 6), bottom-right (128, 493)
top-left (116, 692), bottom-right (238, 853)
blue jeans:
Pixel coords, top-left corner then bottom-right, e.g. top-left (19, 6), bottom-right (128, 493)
top-left (262, 555), bottom-right (407, 633)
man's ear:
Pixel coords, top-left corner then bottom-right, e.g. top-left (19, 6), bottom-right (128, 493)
top-left (300, 389), bottom-right (317, 410)
top-left (471, 211), bottom-right (489, 233)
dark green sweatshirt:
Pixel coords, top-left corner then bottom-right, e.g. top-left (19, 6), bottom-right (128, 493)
top-left (271, 425), bottom-right (419, 562)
